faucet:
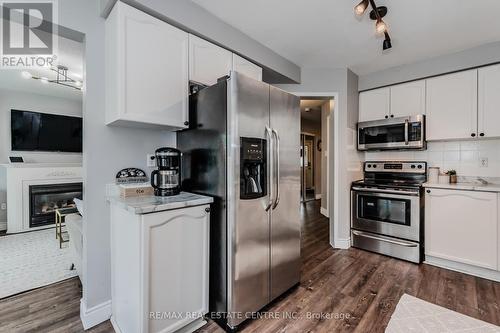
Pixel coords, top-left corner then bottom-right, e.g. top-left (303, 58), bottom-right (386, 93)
top-left (477, 177), bottom-right (489, 185)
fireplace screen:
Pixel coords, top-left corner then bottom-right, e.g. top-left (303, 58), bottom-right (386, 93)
top-left (29, 183), bottom-right (83, 228)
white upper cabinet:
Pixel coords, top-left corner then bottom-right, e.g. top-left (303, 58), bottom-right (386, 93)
top-left (478, 64), bottom-right (500, 138)
top-left (390, 80), bottom-right (426, 118)
top-left (425, 188), bottom-right (498, 270)
top-left (232, 54), bottom-right (263, 81)
top-left (426, 70), bottom-right (478, 141)
top-left (189, 34), bottom-right (233, 86)
top-left (359, 87), bottom-right (390, 122)
top-left (106, 2), bottom-right (189, 130)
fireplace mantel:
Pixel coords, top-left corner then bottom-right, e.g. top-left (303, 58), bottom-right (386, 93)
top-left (1, 164), bottom-right (83, 233)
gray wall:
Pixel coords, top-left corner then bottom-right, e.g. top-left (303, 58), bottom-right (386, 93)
top-left (278, 68), bottom-right (362, 247)
top-left (101, 0), bottom-right (300, 84)
top-left (57, 0), bottom-right (176, 312)
top-left (0, 167), bottom-right (6, 229)
top-left (359, 41), bottom-right (500, 91)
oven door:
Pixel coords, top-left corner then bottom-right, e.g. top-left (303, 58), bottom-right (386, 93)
top-left (357, 115), bottom-right (425, 151)
top-left (351, 187), bottom-right (420, 242)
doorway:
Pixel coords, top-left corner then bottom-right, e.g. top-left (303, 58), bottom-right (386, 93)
top-left (301, 134), bottom-right (316, 202)
top-left (299, 98), bottom-right (332, 214)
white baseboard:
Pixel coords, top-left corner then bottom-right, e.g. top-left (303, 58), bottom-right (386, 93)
top-left (80, 298), bottom-right (112, 330)
top-left (320, 207), bottom-right (329, 218)
top-left (110, 316), bottom-right (122, 333)
top-left (425, 256), bottom-right (500, 283)
top-left (0, 221), bottom-right (6, 231)
top-left (334, 237), bottom-right (350, 249)
top-left (315, 194), bottom-right (322, 200)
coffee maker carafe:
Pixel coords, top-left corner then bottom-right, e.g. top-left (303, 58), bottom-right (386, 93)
top-left (151, 147), bottom-right (181, 196)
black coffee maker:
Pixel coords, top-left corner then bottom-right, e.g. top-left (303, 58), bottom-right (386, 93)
top-left (151, 147), bottom-right (181, 196)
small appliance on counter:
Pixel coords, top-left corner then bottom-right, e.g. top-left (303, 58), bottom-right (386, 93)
top-left (151, 147), bottom-right (181, 197)
top-left (351, 161), bottom-right (427, 263)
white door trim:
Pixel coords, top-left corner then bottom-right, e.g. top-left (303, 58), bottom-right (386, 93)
top-left (293, 92), bottom-right (339, 248)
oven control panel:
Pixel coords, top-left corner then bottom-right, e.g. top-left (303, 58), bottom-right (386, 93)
top-left (365, 162), bottom-right (427, 173)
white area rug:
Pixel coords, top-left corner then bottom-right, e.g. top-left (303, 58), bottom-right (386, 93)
top-left (0, 228), bottom-right (77, 299)
top-left (386, 294), bottom-right (500, 332)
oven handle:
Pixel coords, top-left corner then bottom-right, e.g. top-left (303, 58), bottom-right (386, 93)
top-left (352, 230), bottom-right (418, 247)
top-left (404, 119), bottom-right (409, 145)
top-left (351, 186), bottom-right (419, 196)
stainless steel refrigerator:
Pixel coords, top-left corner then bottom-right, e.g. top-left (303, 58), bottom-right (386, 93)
top-left (177, 72), bottom-right (301, 331)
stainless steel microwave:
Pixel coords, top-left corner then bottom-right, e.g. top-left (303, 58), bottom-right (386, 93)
top-left (357, 115), bottom-right (426, 151)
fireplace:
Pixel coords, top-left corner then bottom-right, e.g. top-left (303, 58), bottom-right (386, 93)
top-left (29, 183), bottom-right (83, 228)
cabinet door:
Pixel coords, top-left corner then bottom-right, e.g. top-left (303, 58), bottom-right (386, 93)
top-left (358, 88), bottom-right (390, 122)
top-left (425, 188), bottom-right (497, 270)
top-left (118, 2), bottom-right (189, 128)
top-left (232, 54), bottom-right (262, 81)
top-left (426, 70), bottom-right (477, 141)
top-left (189, 34), bottom-right (233, 86)
top-left (142, 205), bottom-right (209, 333)
top-left (478, 64), bottom-right (500, 138)
top-left (390, 80), bottom-right (426, 118)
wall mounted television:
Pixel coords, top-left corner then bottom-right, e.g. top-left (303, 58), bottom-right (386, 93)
top-left (11, 109), bottom-right (83, 153)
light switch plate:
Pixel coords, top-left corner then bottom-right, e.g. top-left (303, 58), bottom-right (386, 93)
top-left (1, 203), bottom-right (6, 210)
top-left (479, 157), bottom-right (488, 168)
top-left (147, 154), bottom-right (156, 167)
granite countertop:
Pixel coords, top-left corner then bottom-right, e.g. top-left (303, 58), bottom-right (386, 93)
top-left (107, 192), bottom-right (214, 214)
top-left (423, 182), bottom-right (500, 193)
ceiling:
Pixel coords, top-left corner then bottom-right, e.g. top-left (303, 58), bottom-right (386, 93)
top-left (300, 99), bottom-right (327, 123)
top-left (192, 0), bottom-right (500, 75)
top-left (0, 36), bottom-right (83, 101)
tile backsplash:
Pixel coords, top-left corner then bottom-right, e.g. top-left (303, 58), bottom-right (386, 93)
top-left (365, 139), bottom-right (500, 177)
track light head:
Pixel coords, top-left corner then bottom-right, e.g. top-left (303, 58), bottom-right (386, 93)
top-left (383, 32), bottom-right (392, 50)
top-left (354, 0), bottom-right (369, 16)
top-left (375, 18), bottom-right (387, 34)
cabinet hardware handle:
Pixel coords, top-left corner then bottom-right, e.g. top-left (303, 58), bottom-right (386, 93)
top-left (385, 115), bottom-right (389, 119)
top-left (479, 133), bottom-right (485, 137)
top-left (390, 114), bottom-right (394, 118)
top-left (184, 121), bottom-right (189, 126)
top-left (205, 207), bottom-right (211, 213)
top-left (426, 190), bottom-right (431, 193)
top-left (471, 133), bottom-right (476, 137)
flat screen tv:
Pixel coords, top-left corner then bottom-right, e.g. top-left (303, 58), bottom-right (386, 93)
top-left (11, 110), bottom-right (83, 153)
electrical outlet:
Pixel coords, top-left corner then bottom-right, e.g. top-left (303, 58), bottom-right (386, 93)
top-left (479, 157), bottom-right (488, 168)
top-left (147, 154), bottom-right (156, 167)
top-left (1, 203), bottom-right (6, 210)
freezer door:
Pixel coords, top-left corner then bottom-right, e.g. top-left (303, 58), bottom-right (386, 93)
top-left (269, 86), bottom-right (301, 300)
top-left (227, 72), bottom-right (271, 328)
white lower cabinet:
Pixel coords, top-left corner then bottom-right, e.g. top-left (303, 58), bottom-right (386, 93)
top-left (110, 203), bottom-right (210, 333)
top-left (425, 188), bottom-right (498, 272)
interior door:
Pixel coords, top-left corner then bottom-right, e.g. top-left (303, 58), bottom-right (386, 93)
top-left (269, 86), bottom-right (301, 301)
top-left (227, 72), bottom-right (270, 328)
top-left (304, 136), bottom-right (314, 190)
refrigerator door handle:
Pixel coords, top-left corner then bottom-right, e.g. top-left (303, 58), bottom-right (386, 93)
top-left (272, 128), bottom-right (280, 209)
top-left (265, 127), bottom-right (274, 211)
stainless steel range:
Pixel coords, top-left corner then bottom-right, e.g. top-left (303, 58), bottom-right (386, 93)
top-left (351, 161), bottom-right (427, 263)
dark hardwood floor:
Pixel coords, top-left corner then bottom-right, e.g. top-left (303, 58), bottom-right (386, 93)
top-left (1, 200), bottom-right (499, 332)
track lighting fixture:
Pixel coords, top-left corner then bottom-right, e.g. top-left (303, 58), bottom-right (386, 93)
top-left (383, 32), bottom-right (392, 50)
top-left (354, 0), bottom-right (369, 16)
top-left (375, 18), bottom-right (387, 34)
top-left (354, 0), bottom-right (393, 50)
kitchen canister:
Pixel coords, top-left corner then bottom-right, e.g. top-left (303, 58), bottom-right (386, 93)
top-left (438, 174), bottom-right (450, 184)
top-left (428, 167), bottom-right (440, 183)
